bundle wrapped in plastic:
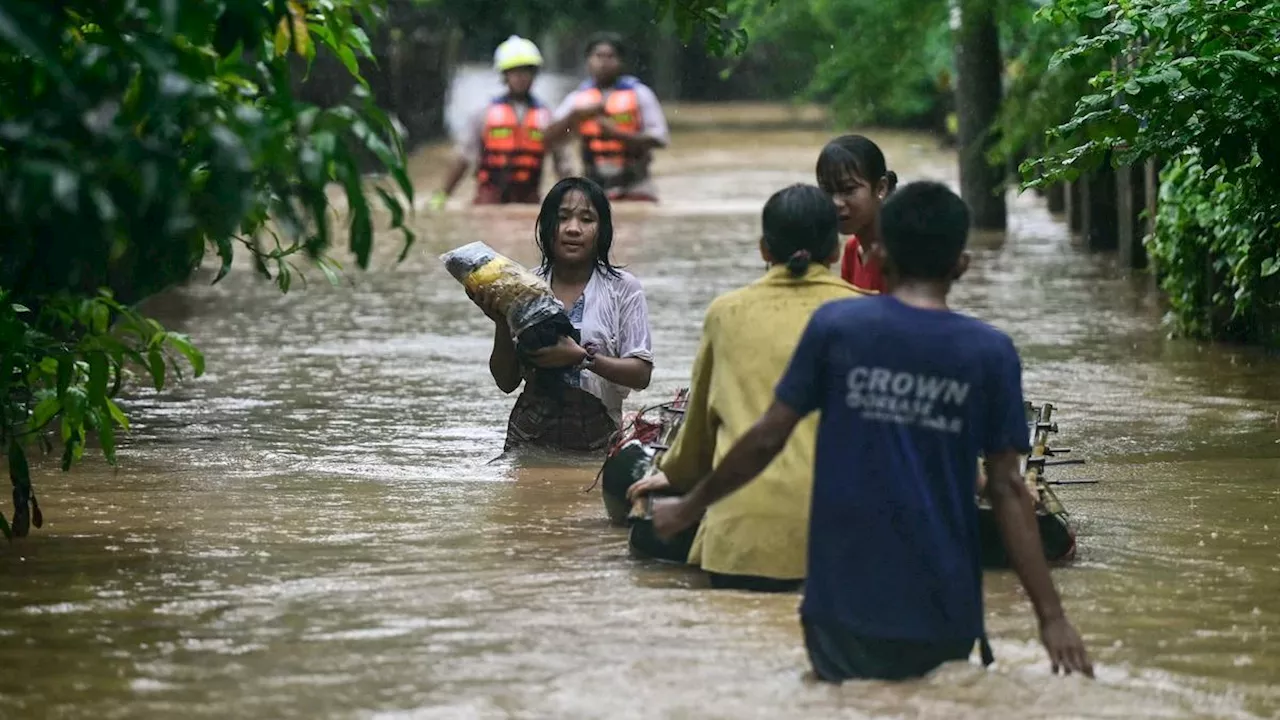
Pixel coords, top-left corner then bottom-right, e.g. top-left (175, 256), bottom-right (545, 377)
top-left (440, 241), bottom-right (580, 360)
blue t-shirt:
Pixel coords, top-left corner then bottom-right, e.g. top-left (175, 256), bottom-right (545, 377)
top-left (775, 295), bottom-right (1031, 643)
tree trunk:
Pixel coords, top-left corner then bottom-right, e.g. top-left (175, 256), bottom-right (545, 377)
top-left (952, 0), bottom-right (1006, 229)
top-left (650, 23), bottom-right (682, 100)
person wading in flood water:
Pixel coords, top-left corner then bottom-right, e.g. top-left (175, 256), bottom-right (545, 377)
top-left (626, 185), bottom-right (861, 591)
top-left (472, 177), bottom-right (654, 452)
top-left (816, 135), bottom-right (897, 294)
top-left (652, 182), bottom-right (1093, 682)
top-left (544, 32), bottom-right (669, 203)
top-left (430, 36), bottom-right (571, 209)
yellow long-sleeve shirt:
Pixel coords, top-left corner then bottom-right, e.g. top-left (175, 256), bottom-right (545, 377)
top-left (659, 264), bottom-right (861, 580)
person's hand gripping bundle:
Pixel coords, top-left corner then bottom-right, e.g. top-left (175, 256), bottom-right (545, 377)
top-left (441, 242), bottom-right (582, 367)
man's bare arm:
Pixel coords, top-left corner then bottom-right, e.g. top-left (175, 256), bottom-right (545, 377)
top-left (986, 450), bottom-right (1093, 676)
top-left (652, 401), bottom-right (802, 536)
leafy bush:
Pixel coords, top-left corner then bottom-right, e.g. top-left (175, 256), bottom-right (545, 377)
top-left (1150, 153), bottom-right (1279, 343)
top-left (1023, 0), bottom-right (1280, 345)
top-left (729, 0), bottom-right (952, 126)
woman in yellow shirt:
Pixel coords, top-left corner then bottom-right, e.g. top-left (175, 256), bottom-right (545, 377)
top-left (629, 184), bottom-right (861, 592)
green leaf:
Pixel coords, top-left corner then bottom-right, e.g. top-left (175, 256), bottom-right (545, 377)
top-left (346, 26), bottom-right (373, 58)
top-left (391, 165), bottom-right (414, 204)
top-left (98, 411), bottom-right (117, 465)
top-left (317, 256), bottom-right (342, 287)
top-left (1262, 257), bottom-right (1279, 278)
top-left (277, 261), bottom-right (293, 293)
top-left (164, 333), bottom-right (205, 376)
top-left (87, 351), bottom-right (108, 405)
top-left (1220, 50), bottom-right (1263, 64)
top-left (335, 45), bottom-right (362, 82)
top-left (30, 395), bottom-right (61, 431)
top-left (341, 158), bottom-right (374, 267)
top-left (214, 236), bottom-right (234, 284)
top-left (273, 16), bottom-right (291, 56)
top-left (62, 386), bottom-right (86, 430)
top-left (61, 430), bottom-right (80, 472)
top-left (293, 14), bottom-right (314, 60)
top-left (105, 398), bottom-right (130, 432)
top-left (147, 349), bottom-right (166, 391)
top-left (375, 186), bottom-right (405, 229)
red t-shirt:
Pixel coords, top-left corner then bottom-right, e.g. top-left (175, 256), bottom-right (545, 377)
top-left (840, 236), bottom-right (886, 294)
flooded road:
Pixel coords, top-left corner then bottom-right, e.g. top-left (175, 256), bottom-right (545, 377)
top-left (2, 105), bottom-right (1279, 719)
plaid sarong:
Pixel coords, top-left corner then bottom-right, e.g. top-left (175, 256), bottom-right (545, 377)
top-left (505, 384), bottom-right (618, 453)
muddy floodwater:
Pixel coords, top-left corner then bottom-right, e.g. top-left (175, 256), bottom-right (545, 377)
top-left (2, 99), bottom-right (1279, 719)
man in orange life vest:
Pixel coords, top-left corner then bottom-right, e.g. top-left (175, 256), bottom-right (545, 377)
top-left (432, 36), bottom-right (571, 208)
top-left (545, 32), bottom-right (670, 202)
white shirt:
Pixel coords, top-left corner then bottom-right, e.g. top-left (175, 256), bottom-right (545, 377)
top-left (538, 267), bottom-right (654, 425)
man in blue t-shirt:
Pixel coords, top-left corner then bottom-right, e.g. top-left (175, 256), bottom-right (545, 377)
top-left (652, 181), bottom-right (1092, 681)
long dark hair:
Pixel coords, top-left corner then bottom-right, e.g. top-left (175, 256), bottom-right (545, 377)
top-left (815, 134), bottom-right (898, 194)
top-left (535, 177), bottom-right (621, 277)
top-left (762, 184), bottom-right (840, 277)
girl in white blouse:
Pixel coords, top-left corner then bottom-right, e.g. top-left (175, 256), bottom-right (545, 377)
top-left (473, 177), bottom-right (654, 451)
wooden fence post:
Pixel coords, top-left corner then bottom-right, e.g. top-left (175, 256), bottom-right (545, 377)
top-left (1066, 180), bottom-right (1083, 233)
top-left (1116, 163), bottom-right (1148, 269)
top-left (1079, 174), bottom-right (1093, 240)
top-left (1086, 162), bottom-right (1118, 251)
top-left (1046, 183), bottom-right (1066, 214)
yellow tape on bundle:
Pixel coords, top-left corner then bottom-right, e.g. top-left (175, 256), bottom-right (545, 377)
top-left (440, 242), bottom-right (563, 337)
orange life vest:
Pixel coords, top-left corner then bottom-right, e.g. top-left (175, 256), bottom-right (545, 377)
top-left (477, 98), bottom-right (549, 195)
top-left (575, 82), bottom-right (643, 185)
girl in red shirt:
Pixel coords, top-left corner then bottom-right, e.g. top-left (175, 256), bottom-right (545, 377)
top-left (815, 135), bottom-right (898, 294)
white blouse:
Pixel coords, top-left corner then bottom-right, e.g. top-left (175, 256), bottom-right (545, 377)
top-left (537, 267), bottom-right (654, 425)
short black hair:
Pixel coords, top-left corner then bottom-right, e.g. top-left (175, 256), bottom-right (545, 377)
top-left (879, 181), bottom-right (970, 281)
top-left (761, 184), bottom-right (839, 277)
top-left (584, 32), bottom-right (626, 59)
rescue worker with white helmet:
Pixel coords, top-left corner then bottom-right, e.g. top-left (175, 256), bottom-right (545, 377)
top-left (432, 36), bottom-right (571, 208)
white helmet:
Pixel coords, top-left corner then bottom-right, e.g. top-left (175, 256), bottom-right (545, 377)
top-left (494, 35), bottom-right (543, 72)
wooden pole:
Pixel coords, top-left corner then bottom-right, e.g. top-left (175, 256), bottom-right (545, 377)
top-left (1144, 158), bottom-right (1161, 280)
top-left (1066, 180), bottom-right (1082, 233)
top-left (1078, 175), bottom-right (1092, 239)
top-left (1046, 183), bottom-right (1066, 214)
top-left (1130, 163), bottom-right (1148, 269)
top-left (1117, 164), bottom-right (1136, 268)
top-left (1086, 163), bottom-right (1118, 251)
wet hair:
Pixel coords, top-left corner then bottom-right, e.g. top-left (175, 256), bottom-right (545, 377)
top-left (880, 181), bottom-right (970, 281)
top-left (815, 134), bottom-right (898, 194)
top-left (535, 177), bottom-right (621, 277)
top-left (584, 32), bottom-right (626, 60)
top-left (761, 184), bottom-right (840, 277)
